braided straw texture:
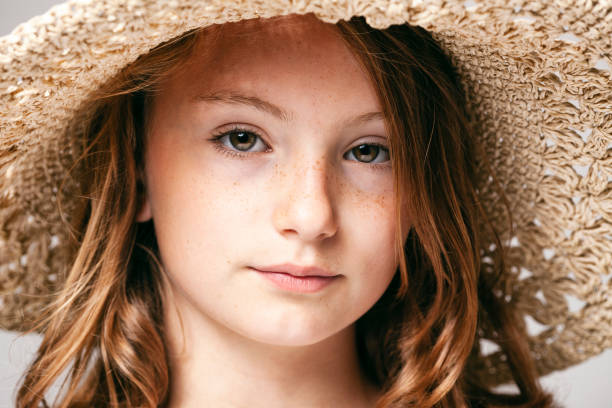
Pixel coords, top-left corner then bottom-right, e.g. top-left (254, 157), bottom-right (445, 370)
top-left (0, 0), bottom-right (611, 385)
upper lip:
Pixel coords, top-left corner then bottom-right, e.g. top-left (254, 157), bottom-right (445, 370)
top-left (252, 263), bottom-right (338, 277)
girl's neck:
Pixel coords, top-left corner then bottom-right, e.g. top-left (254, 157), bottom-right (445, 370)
top-left (162, 284), bottom-right (379, 407)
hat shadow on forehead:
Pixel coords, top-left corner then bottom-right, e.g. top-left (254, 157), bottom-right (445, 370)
top-left (185, 12), bottom-right (346, 72)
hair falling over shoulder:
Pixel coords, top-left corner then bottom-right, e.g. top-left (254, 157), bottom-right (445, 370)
top-left (15, 16), bottom-right (553, 408)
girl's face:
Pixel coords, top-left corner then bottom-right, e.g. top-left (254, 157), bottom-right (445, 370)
top-left (139, 15), bottom-right (408, 346)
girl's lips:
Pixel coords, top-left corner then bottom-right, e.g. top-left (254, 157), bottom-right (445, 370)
top-left (252, 263), bottom-right (337, 277)
top-left (252, 269), bottom-right (339, 293)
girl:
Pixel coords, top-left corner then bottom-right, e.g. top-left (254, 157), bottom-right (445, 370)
top-left (2, 1), bottom-right (610, 407)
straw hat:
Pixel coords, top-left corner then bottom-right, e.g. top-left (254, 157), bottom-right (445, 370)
top-left (1, 0), bottom-right (610, 386)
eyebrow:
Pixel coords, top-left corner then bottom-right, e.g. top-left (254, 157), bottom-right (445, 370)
top-left (193, 90), bottom-right (385, 128)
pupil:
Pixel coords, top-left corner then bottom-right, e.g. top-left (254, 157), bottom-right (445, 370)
top-left (356, 144), bottom-right (378, 162)
top-left (236, 132), bottom-right (249, 143)
top-left (231, 131), bottom-right (254, 151)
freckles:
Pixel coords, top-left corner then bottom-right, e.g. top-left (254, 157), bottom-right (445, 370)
top-left (373, 193), bottom-right (388, 210)
top-left (349, 187), bottom-right (394, 224)
top-left (347, 183), bottom-right (384, 208)
top-left (273, 163), bottom-right (285, 178)
top-left (266, 158), bottom-right (392, 219)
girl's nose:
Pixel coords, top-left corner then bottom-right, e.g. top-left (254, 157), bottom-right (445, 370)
top-left (272, 159), bottom-right (338, 243)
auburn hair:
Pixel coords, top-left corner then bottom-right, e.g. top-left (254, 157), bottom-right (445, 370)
top-left (16, 14), bottom-right (552, 407)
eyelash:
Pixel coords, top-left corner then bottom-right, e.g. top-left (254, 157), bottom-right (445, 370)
top-left (209, 126), bottom-right (391, 172)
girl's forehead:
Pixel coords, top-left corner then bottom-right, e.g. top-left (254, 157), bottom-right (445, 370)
top-left (159, 15), bottom-right (377, 113)
top-left (182, 14), bottom-right (358, 77)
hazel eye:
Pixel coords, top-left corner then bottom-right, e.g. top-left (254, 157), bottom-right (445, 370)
top-left (345, 144), bottom-right (390, 164)
top-left (227, 130), bottom-right (259, 151)
top-left (211, 127), bottom-right (269, 154)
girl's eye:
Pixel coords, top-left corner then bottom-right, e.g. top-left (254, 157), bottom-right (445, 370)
top-left (209, 126), bottom-right (390, 167)
top-left (210, 127), bottom-right (270, 156)
top-left (344, 144), bottom-right (390, 164)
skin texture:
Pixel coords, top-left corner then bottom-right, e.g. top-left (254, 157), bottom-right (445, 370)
top-left (137, 14), bottom-right (408, 407)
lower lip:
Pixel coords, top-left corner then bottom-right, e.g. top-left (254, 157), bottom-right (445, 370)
top-left (254, 269), bottom-right (339, 293)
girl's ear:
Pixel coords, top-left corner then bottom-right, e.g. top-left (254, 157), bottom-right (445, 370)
top-left (136, 195), bottom-right (152, 222)
top-left (135, 172), bottom-right (152, 222)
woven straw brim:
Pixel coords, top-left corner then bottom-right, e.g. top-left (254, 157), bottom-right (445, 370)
top-left (0, 0), bottom-right (611, 385)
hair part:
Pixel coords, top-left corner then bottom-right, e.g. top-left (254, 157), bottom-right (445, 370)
top-left (16, 14), bottom-right (552, 408)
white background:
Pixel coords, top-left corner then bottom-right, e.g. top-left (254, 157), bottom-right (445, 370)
top-left (1, 1), bottom-right (610, 407)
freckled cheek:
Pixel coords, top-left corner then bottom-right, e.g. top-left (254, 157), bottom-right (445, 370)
top-left (167, 170), bottom-right (252, 226)
top-left (346, 184), bottom-right (398, 260)
top-left (144, 142), bottom-right (252, 252)
top-left (341, 169), bottom-right (395, 219)
top-left (341, 178), bottom-right (395, 226)
top-left (342, 166), bottom-right (394, 196)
